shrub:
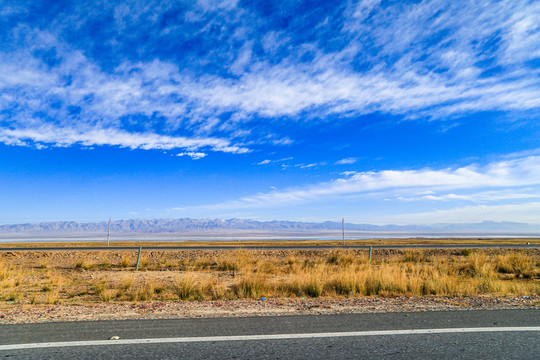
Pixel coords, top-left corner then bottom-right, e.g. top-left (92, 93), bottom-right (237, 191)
top-left (460, 249), bottom-right (472, 256)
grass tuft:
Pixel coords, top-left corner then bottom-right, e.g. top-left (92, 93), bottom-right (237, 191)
top-left (232, 274), bottom-right (268, 299)
top-left (175, 274), bottom-right (201, 300)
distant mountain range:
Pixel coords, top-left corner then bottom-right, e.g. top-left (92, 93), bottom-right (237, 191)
top-left (0, 218), bottom-right (539, 237)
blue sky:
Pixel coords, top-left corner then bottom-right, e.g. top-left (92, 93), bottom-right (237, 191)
top-left (1, 0), bottom-right (540, 225)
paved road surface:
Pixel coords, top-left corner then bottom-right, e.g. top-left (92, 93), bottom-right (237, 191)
top-left (1, 310), bottom-right (538, 359)
top-left (0, 244), bottom-right (538, 251)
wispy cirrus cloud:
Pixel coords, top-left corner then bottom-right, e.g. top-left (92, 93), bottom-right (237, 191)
top-left (0, 1), bottom-right (539, 153)
top-left (0, 126), bottom-right (247, 153)
top-left (172, 0), bottom-right (540, 121)
top-left (397, 190), bottom-right (540, 203)
top-left (386, 202), bottom-right (540, 225)
top-left (202, 153), bottom-right (540, 209)
top-left (335, 158), bottom-right (357, 165)
top-left (256, 157), bottom-right (294, 166)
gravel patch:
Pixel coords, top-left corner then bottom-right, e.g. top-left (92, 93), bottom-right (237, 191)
top-left (1, 296), bottom-right (538, 324)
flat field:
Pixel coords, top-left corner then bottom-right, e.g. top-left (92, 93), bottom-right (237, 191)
top-left (0, 237), bottom-right (539, 248)
top-left (1, 247), bottom-right (538, 307)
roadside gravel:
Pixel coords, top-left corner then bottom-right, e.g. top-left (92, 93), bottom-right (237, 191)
top-left (1, 296), bottom-right (538, 324)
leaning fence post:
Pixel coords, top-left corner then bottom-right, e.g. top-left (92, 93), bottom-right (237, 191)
top-left (369, 246), bottom-right (372, 264)
top-left (135, 246), bottom-right (142, 271)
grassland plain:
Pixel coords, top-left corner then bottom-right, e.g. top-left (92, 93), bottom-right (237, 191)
top-left (0, 248), bottom-right (538, 307)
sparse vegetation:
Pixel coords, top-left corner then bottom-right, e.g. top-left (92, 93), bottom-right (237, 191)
top-left (174, 273), bottom-right (200, 300)
top-left (121, 256), bottom-right (131, 268)
top-left (75, 259), bottom-right (95, 270)
top-left (460, 248), bottom-right (472, 256)
top-left (231, 273), bottom-right (268, 299)
top-left (0, 248), bottom-right (538, 305)
top-left (46, 291), bottom-right (59, 304)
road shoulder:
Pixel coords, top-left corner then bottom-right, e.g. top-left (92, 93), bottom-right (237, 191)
top-left (1, 296), bottom-right (538, 324)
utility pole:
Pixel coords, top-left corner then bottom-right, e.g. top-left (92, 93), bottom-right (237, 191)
top-left (342, 217), bottom-right (345, 246)
top-left (106, 218), bottom-right (111, 247)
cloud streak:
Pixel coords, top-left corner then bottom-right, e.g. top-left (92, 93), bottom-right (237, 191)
top-left (177, 152), bottom-right (207, 159)
top-left (0, 1), bottom-right (539, 153)
top-left (0, 126), bottom-right (248, 153)
top-left (335, 158), bottom-right (357, 165)
top-left (387, 202), bottom-right (540, 225)
top-left (204, 154), bottom-right (540, 209)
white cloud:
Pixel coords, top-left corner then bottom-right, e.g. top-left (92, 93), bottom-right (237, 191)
top-left (398, 189), bottom-right (540, 202)
top-left (387, 202), bottom-right (540, 225)
top-left (352, 0), bottom-right (380, 21)
top-left (1, 1), bottom-right (539, 154)
top-left (257, 157), bottom-right (294, 165)
top-left (196, 0), bottom-right (239, 12)
top-left (177, 59), bottom-right (540, 122)
top-left (204, 154), bottom-right (540, 209)
top-left (177, 152), bottom-right (207, 159)
top-left (335, 157), bottom-right (357, 165)
top-left (398, 194), bottom-right (472, 202)
top-left (0, 126), bottom-right (247, 153)
top-left (270, 137), bottom-right (294, 145)
top-left (229, 41), bottom-right (253, 75)
top-left (165, 1), bottom-right (540, 123)
top-left (298, 163), bottom-right (320, 169)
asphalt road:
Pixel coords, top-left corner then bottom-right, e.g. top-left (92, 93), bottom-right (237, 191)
top-left (0, 244), bottom-right (538, 251)
top-left (1, 310), bottom-right (538, 359)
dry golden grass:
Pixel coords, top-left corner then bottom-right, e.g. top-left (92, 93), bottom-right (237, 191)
top-left (120, 256), bottom-right (131, 268)
top-left (0, 249), bottom-right (538, 304)
top-left (174, 273), bottom-right (200, 300)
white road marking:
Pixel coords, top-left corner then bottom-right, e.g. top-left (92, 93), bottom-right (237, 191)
top-left (0, 327), bottom-right (538, 351)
